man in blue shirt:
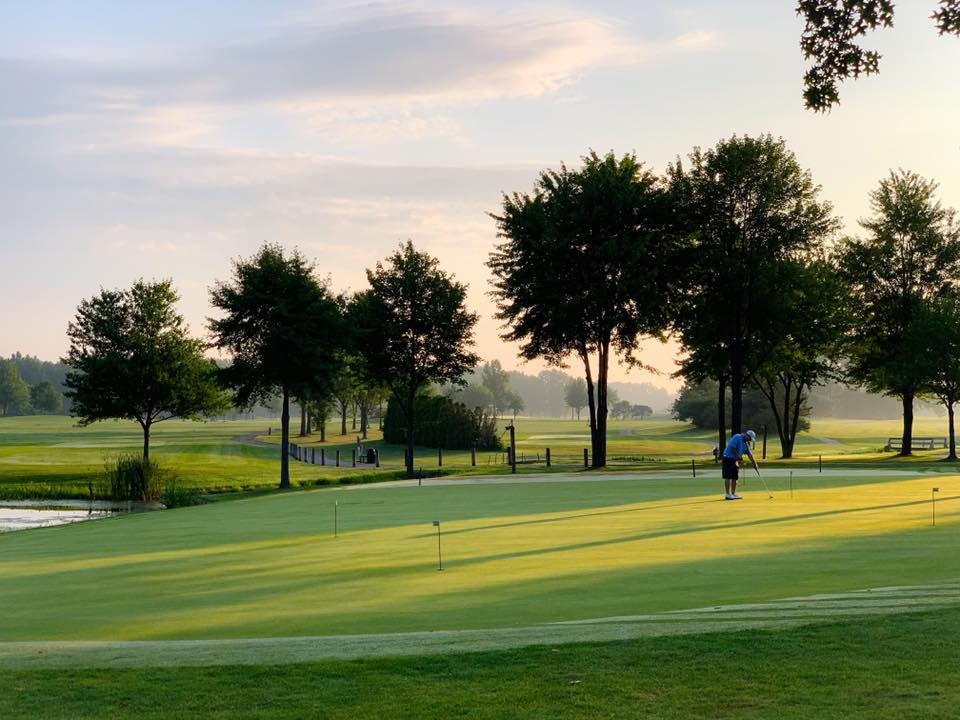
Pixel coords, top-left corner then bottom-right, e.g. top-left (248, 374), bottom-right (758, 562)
top-left (722, 430), bottom-right (758, 500)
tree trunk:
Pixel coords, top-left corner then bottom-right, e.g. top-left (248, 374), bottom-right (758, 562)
top-left (352, 402), bottom-right (357, 430)
top-left (730, 365), bottom-right (743, 435)
top-left (580, 349), bottom-right (598, 468)
top-left (717, 376), bottom-right (727, 454)
top-left (299, 404), bottom-right (307, 437)
top-left (405, 389), bottom-right (416, 476)
top-left (142, 420), bottom-right (151, 463)
top-left (306, 408), bottom-right (312, 436)
top-left (280, 385), bottom-right (291, 489)
top-left (320, 412), bottom-right (326, 442)
top-left (360, 401), bottom-right (368, 440)
top-left (378, 398), bottom-right (383, 430)
top-left (901, 391), bottom-right (914, 456)
top-left (948, 402), bottom-right (957, 461)
top-left (340, 404), bottom-right (347, 436)
top-left (594, 342), bottom-right (610, 467)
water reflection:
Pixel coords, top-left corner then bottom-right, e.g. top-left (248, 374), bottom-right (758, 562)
top-left (0, 506), bottom-right (117, 532)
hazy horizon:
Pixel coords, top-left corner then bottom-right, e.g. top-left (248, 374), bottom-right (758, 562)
top-left (3, 1), bottom-right (959, 392)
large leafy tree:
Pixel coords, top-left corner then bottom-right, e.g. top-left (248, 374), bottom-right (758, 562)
top-left (209, 244), bottom-right (345, 488)
top-left (352, 241), bottom-right (479, 475)
top-left (489, 151), bottom-right (677, 467)
top-left (797, 0), bottom-right (960, 111)
top-left (918, 293), bottom-right (960, 460)
top-left (838, 170), bottom-right (960, 455)
top-left (668, 134), bottom-right (838, 441)
top-left (65, 280), bottom-right (226, 460)
top-left (752, 258), bottom-right (849, 458)
top-left (0, 360), bottom-right (30, 416)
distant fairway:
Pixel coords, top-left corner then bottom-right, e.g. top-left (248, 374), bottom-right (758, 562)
top-left (3, 414), bottom-right (957, 500)
top-left (2, 467), bottom-right (959, 667)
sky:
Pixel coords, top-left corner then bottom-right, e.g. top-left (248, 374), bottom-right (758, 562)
top-left (1, 0), bottom-right (959, 392)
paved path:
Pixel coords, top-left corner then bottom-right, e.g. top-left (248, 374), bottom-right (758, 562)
top-left (1, 581), bottom-right (956, 669)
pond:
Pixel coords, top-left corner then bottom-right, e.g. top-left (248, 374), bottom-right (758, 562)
top-left (0, 500), bottom-right (160, 532)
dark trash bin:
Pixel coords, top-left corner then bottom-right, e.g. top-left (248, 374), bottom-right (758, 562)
top-left (366, 448), bottom-right (377, 464)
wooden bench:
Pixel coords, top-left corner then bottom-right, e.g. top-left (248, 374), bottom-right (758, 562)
top-left (885, 437), bottom-right (947, 451)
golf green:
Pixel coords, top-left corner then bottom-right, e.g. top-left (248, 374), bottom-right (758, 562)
top-left (1, 468), bottom-right (958, 667)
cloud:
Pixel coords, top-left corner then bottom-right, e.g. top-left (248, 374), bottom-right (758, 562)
top-left (0, 5), bottom-right (715, 146)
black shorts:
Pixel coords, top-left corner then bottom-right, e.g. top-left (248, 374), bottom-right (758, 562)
top-left (722, 456), bottom-right (739, 480)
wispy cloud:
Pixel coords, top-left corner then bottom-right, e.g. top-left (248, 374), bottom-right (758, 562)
top-left (0, 5), bottom-right (716, 146)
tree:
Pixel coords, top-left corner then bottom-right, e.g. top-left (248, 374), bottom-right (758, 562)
top-left (0, 361), bottom-right (30, 416)
top-left (668, 134), bottom-right (838, 446)
top-left (66, 280), bottom-right (226, 461)
top-left (30, 380), bottom-right (63, 415)
top-left (752, 258), bottom-right (849, 458)
top-left (505, 390), bottom-right (525, 419)
top-left (210, 244), bottom-right (345, 488)
top-left (633, 404), bottom-right (653, 420)
top-left (918, 293), bottom-right (960, 460)
top-left (797, 1), bottom-right (960, 111)
top-left (446, 383), bottom-right (493, 412)
top-left (329, 359), bottom-right (359, 436)
top-left (837, 170), bottom-right (960, 455)
top-left (352, 241), bottom-right (479, 475)
top-left (490, 151), bottom-right (677, 467)
top-left (564, 377), bottom-right (587, 420)
top-left (611, 399), bottom-right (632, 420)
top-left (480, 360), bottom-right (512, 419)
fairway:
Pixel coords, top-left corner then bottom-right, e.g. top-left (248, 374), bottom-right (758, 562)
top-left (2, 467), bottom-right (959, 668)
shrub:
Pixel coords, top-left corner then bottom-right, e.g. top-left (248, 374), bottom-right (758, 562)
top-left (161, 479), bottom-right (204, 509)
top-left (103, 454), bottom-right (167, 502)
top-left (383, 394), bottom-right (502, 450)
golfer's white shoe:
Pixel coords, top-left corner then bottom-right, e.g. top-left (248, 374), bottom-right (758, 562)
top-left (724, 493), bottom-right (734, 500)
top-left (730, 494), bottom-right (742, 500)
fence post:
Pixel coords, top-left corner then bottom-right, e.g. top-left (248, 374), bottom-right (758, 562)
top-left (438, 447), bottom-right (443, 467)
top-left (375, 449), bottom-right (380, 468)
top-left (546, 448), bottom-right (551, 467)
top-left (692, 458), bottom-right (696, 478)
top-left (336, 450), bottom-right (341, 467)
top-left (583, 448), bottom-right (589, 468)
top-left (311, 448), bottom-right (316, 465)
top-left (321, 448), bottom-right (325, 466)
top-left (819, 454), bottom-right (822, 473)
top-left (471, 446), bottom-right (476, 467)
top-left (351, 449), bottom-right (356, 467)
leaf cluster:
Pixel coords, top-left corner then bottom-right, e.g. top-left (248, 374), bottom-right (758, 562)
top-left (209, 244), bottom-right (345, 408)
top-left (352, 240), bottom-right (479, 404)
top-left (797, 0), bottom-right (960, 111)
top-left (65, 280), bottom-right (226, 428)
top-left (488, 150), bottom-right (677, 368)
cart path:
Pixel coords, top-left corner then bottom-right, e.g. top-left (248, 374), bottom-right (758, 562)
top-left (2, 581), bottom-right (957, 669)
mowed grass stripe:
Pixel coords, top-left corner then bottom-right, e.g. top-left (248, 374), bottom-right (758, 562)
top-left (1, 583), bottom-right (957, 669)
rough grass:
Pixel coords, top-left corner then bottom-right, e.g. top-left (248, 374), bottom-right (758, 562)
top-left (2, 607), bottom-right (959, 719)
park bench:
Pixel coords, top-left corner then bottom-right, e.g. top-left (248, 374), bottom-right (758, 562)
top-left (884, 437), bottom-right (947, 451)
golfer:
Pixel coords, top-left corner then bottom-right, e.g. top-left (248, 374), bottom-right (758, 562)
top-left (722, 430), bottom-right (759, 500)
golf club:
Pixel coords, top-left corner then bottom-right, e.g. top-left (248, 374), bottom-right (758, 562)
top-left (755, 467), bottom-right (773, 499)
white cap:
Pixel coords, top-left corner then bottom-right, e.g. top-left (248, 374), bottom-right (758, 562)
top-left (746, 430), bottom-right (756, 442)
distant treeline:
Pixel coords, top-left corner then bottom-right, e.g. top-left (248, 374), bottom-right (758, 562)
top-left (0, 354), bottom-right (71, 416)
